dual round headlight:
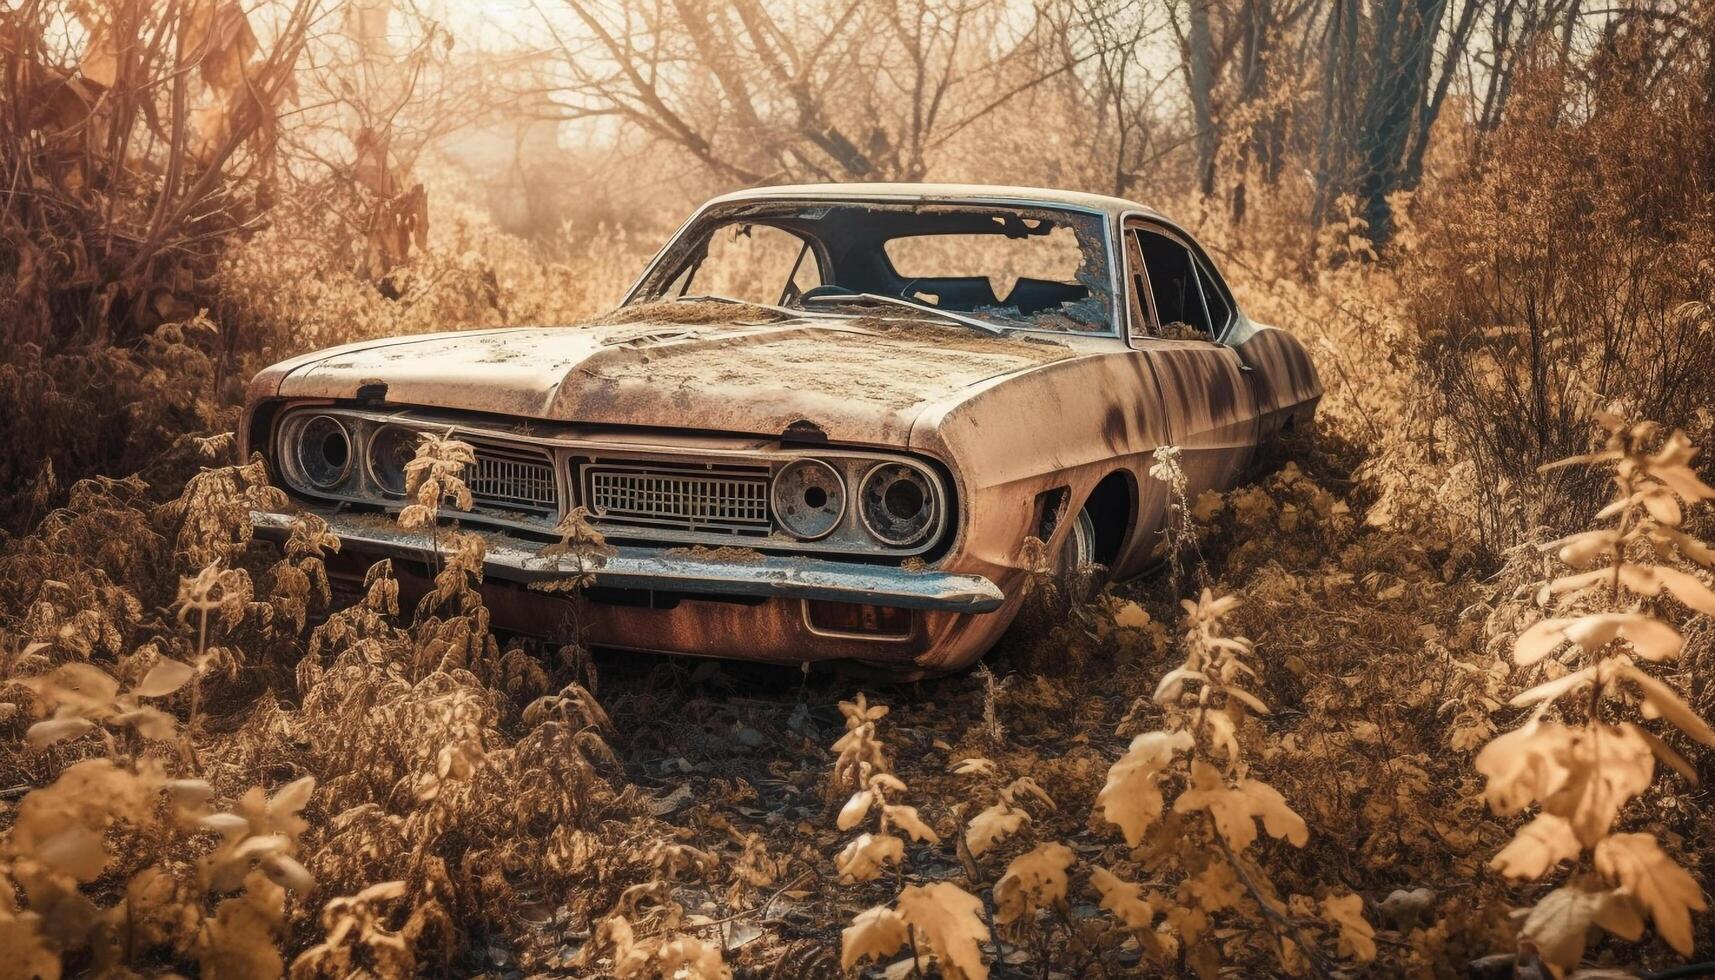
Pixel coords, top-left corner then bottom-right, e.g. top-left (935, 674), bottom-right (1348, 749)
top-left (364, 424), bottom-right (417, 496)
top-left (294, 415), bottom-right (352, 489)
top-left (285, 416), bottom-right (420, 498)
top-left (772, 458), bottom-right (938, 547)
top-left (772, 459), bottom-right (846, 540)
top-left (858, 463), bottom-right (937, 547)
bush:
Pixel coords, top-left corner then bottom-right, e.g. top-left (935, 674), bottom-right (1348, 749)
top-left (1410, 40), bottom-right (1715, 549)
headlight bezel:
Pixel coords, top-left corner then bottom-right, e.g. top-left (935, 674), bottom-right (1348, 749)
top-left (770, 457), bottom-right (848, 541)
top-left (363, 423), bottom-right (418, 498)
top-left (287, 413), bottom-right (355, 491)
top-left (856, 460), bottom-right (941, 547)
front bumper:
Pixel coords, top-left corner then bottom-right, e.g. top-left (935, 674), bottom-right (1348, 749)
top-left (250, 509), bottom-right (1005, 613)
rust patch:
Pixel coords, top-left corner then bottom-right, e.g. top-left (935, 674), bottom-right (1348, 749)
top-left (663, 545), bottom-right (766, 563)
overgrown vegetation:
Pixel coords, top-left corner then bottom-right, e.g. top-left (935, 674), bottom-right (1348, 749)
top-left (3, 0), bottom-right (1714, 976)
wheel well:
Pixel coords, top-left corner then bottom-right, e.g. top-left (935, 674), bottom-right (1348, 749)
top-left (1082, 470), bottom-right (1134, 568)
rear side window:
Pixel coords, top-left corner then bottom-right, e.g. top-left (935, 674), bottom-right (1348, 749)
top-left (1136, 229), bottom-right (1211, 338)
top-left (1196, 256), bottom-right (1234, 334)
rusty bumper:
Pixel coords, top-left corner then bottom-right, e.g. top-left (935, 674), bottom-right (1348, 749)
top-left (250, 509), bottom-right (1004, 613)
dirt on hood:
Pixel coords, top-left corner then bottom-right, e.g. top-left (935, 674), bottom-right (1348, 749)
top-left (270, 308), bottom-right (1077, 447)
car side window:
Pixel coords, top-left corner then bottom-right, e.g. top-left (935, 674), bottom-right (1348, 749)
top-left (1122, 226), bottom-right (1154, 339)
top-left (1135, 229), bottom-right (1212, 340)
top-left (677, 223), bottom-right (821, 305)
top-left (1195, 256), bottom-right (1234, 336)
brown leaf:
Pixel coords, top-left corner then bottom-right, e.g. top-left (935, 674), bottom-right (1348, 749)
top-left (1594, 833), bottom-right (1707, 955)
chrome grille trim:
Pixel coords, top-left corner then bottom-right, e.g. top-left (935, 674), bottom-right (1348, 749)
top-left (583, 462), bottom-right (771, 535)
top-left (467, 445), bottom-right (557, 513)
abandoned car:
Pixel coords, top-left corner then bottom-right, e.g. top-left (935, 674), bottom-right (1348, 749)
top-left (242, 183), bottom-right (1321, 674)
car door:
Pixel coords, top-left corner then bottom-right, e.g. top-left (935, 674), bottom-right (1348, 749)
top-left (1123, 219), bottom-right (1261, 495)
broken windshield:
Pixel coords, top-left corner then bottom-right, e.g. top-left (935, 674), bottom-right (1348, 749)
top-left (631, 201), bottom-right (1116, 333)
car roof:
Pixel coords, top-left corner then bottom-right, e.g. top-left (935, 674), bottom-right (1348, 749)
top-left (704, 182), bottom-right (1160, 220)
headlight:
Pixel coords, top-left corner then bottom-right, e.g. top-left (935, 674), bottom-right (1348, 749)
top-left (365, 424), bottom-right (417, 496)
top-left (294, 415), bottom-right (353, 489)
top-left (772, 459), bottom-right (845, 540)
top-left (859, 462), bottom-right (937, 546)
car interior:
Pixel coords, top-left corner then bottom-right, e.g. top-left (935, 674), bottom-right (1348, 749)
top-left (654, 203), bottom-right (1114, 331)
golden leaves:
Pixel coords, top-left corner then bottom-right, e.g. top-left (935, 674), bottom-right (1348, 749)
top-left (1482, 416), bottom-right (1715, 971)
top-left (1090, 866), bottom-right (1156, 929)
top-left (1095, 729), bottom-right (1191, 846)
top-left (1172, 760), bottom-right (1308, 851)
top-left (534, 506), bottom-right (615, 591)
top-left (19, 657), bottom-right (194, 748)
top-left (842, 905), bottom-right (908, 970)
top-left (397, 431), bottom-right (475, 529)
top-left (1593, 834), bottom-right (1707, 956)
top-left (1490, 814), bottom-right (1579, 879)
top-left (1517, 884), bottom-right (1644, 977)
top-left (884, 804), bottom-right (940, 844)
top-left (895, 882), bottom-right (990, 980)
top-left (835, 832), bottom-right (904, 883)
top-left (1513, 613), bottom-right (1681, 665)
top-left (842, 885), bottom-right (991, 980)
top-left (964, 801), bottom-right (1028, 858)
top-left (134, 657), bottom-right (195, 698)
top-left (837, 788), bottom-right (875, 831)
top-left (994, 842), bottom-right (1074, 926)
top-left (1321, 893), bottom-right (1375, 962)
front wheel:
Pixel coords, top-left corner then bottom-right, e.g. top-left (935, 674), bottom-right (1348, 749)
top-left (1058, 506), bottom-right (1097, 573)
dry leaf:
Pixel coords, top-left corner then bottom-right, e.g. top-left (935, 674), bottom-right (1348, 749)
top-left (896, 882), bottom-right (989, 980)
top-left (843, 906), bottom-right (908, 970)
top-left (1097, 729), bottom-right (1192, 846)
top-left (965, 802), bottom-right (1028, 858)
top-left (1090, 866), bottom-right (1156, 928)
top-left (994, 842), bottom-right (1074, 925)
top-left (1322, 892), bottom-right (1375, 962)
top-left (1593, 833), bottom-right (1706, 955)
top-left (1491, 813), bottom-right (1580, 879)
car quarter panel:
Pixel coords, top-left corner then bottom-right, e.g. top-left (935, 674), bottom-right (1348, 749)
top-left (909, 349), bottom-right (1175, 591)
top-left (1228, 318), bottom-right (1324, 437)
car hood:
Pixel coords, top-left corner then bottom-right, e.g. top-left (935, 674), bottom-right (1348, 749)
top-left (271, 312), bottom-right (1076, 447)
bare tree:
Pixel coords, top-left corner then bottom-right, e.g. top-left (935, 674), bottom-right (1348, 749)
top-left (0, 0), bottom-right (321, 343)
top-left (531, 0), bottom-right (1057, 184)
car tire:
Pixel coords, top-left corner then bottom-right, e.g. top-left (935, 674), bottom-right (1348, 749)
top-left (1059, 506), bottom-right (1097, 574)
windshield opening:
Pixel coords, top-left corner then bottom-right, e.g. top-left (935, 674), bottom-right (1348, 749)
top-left (635, 202), bottom-right (1116, 333)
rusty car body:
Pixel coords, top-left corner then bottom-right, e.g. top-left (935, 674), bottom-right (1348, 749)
top-left (241, 183), bottom-right (1321, 675)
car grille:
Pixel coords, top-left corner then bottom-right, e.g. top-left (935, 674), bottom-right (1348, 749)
top-left (582, 461), bottom-right (771, 535)
top-left (467, 444), bottom-right (558, 514)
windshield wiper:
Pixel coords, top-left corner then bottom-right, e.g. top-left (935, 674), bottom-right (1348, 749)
top-left (803, 292), bottom-right (1005, 336)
